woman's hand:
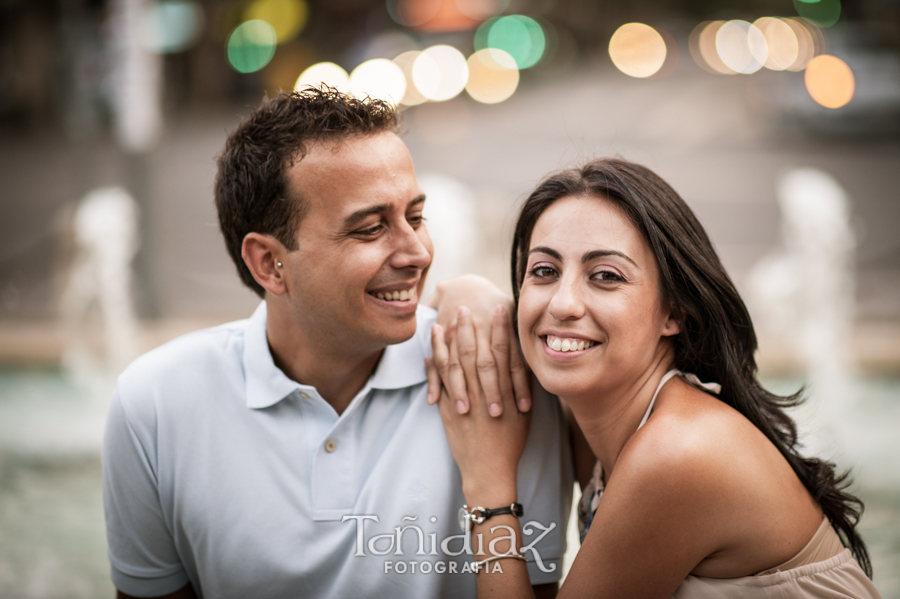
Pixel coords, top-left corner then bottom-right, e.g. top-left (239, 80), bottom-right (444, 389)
top-left (425, 275), bottom-right (532, 416)
top-left (426, 306), bottom-right (530, 502)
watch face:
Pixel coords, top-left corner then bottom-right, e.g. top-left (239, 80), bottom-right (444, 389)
top-left (458, 507), bottom-right (469, 532)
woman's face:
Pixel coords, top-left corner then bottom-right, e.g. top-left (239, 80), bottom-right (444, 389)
top-left (517, 195), bottom-right (679, 402)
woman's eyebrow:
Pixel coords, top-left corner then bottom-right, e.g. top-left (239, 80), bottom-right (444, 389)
top-left (528, 246), bottom-right (562, 261)
top-left (582, 249), bottom-right (638, 268)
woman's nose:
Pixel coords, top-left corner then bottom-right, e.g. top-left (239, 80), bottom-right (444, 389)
top-left (548, 277), bottom-right (584, 321)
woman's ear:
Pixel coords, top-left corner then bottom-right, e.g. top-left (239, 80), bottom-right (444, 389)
top-left (662, 306), bottom-right (682, 337)
top-left (242, 233), bottom-right (287, 296)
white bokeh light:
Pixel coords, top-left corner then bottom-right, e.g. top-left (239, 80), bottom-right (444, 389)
top-left (716, 20), bottom-right (767, 74)
top-left (349, 59), bottom-right (407, 105)
top-left (294, 62), bottom-right (349, 92)
top-left (413, 45), bottom-right (469, 102)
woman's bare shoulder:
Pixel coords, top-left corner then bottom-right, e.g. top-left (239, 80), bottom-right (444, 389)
top-left (617, 379), bottom-right (754, 486)
top-left (607, 377), bottom-right (823, 577)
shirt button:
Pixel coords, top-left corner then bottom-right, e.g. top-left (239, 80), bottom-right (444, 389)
top-left (324, 439), bottom-right (337, 453)
top-left (298, 391), bottom-right (310, 400)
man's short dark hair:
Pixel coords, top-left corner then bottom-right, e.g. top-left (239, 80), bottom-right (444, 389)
top-left (214, 86), bottom-right (401, 297)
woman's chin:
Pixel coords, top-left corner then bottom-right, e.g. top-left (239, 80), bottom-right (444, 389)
top-left (532, 372), bottom-right (596, 403)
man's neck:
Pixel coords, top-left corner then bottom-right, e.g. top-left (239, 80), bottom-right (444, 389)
top-left (265, 304), bottom-right (383, 416)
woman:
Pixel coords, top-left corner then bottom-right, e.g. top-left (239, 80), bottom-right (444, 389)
top-left (427, 159), bottom-right (880, 597)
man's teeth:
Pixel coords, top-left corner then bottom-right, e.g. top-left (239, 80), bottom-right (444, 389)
top-left (374, 289), bottom-right (413, 301)
top-left (547, 335), bottom-right (595, 352)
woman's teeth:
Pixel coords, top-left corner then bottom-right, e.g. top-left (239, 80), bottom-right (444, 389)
top-left (547, 335), bottom-right (595, 352)
top-left (374, 289), bottom-right (413, 301)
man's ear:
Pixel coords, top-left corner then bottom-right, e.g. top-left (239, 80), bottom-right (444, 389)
top-left (242, 233), bottom-right (287, 296)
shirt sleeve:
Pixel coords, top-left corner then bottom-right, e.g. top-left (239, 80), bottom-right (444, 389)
top-left (102, 385), bottom-right (191, 597)
top-left (516, 383), bottom-right (575, 585)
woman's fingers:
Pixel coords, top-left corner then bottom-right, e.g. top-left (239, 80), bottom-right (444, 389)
top-left (431, 323), bottom-right (466, 413)
top-left (446, 321), bottom-right (472, 414)
top-left (509, 320), bottom-right (532, 413)
top-left (488, 305), bottom-right (515, 417)
top-left (472, 312), bottom-right (504, 418)
top-left (425, 357), bottom-right (440, 405)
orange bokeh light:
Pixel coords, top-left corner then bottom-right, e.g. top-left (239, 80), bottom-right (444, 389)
top-left (805, 54), bottom-right (855, 108)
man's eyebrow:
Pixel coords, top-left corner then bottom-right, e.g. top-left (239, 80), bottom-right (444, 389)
top-left (343, 204), bottom-right (390, 229)
top-left (342, 195), bottom-right (427, 229)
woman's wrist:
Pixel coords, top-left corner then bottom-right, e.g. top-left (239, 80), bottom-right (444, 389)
top-left (462, 478), bottom-right (518, 508)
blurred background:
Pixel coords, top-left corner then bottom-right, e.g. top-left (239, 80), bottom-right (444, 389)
top-left (1, 0), bottom-right (899, 595)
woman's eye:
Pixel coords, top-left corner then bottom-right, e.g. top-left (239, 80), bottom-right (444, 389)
top-left (594, 270), bottom-right (625, 282)
top-left (528, 265), bottom-right (557, 279)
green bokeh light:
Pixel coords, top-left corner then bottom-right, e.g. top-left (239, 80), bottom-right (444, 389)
top-left (226, 20), bottom-right (277, 73)
top-left (475, 15), bottom-right (546, 69)
top-left (793, 0), bottom-right (841, 27)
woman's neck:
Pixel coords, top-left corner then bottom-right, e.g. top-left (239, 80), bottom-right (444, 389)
top-left (565, 354), bottom-right (675, 478)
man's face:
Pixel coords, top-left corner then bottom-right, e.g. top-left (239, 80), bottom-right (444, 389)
top-left (281, 132), bottom-right (433, 355)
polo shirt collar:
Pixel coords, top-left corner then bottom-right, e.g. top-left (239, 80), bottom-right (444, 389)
top-left (243, 302), bottom-right (429, 409)
top-left (244, 302), bottom-right (302, 409)
top-left (368, 312), bottom-right (429, 391)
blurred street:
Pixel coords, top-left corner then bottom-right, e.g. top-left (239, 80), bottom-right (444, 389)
top-left (2, 58), bottom-right (899, 369)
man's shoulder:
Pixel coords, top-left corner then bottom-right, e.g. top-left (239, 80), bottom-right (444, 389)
top-left (117, 318), bottom-right (248, 396)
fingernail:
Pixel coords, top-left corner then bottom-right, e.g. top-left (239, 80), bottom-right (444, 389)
top-left (518, 397), bottom-right (531, 412)
top-left (427, 392), bottom-right (434, 404)
top-left (456, 400), bottom-right (467, 414)
top-left (488, 403), bottom-right (502, 417)
top-left (458, 306), bottom-right (469, 317)
top-left (495, 305), bottom-right (505, 315)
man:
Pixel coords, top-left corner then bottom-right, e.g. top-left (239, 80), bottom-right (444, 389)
top-left (102, 88), bottom-right (572, 598)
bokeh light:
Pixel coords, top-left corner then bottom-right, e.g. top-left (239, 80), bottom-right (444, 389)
top-left (349, 59), bottom-right (407, 105)
top-left (227, 20), bottom-right (278, 73)
top-left (413, 45), bottom-right (469, 102)
top-left (786, 18), bottom-right (820, 71)
top-left (474, 15), bottom-right (546, 69)
top-left (244, 0), bottom-right (307, 44)
top-left (392, 51), bottom-right (428, 106)
top-left (294, 62), bottom-right (350, 91)
top-left (465, 49), bottom-right (519, 104)
top-left (456, 0), bottom-right (509, 21)
top-left (387, 0), bottom-right (441, 27)
top-left (141, 0), bottom-right (204, 54)
top-left (805, 54), bottom-right (854, 108)
top-left (793, 0), bottom-right (842, 28)
top-left (693, 21), bottom-right (736, 74)
top-left (754, 17), bottom-right (799, 71)
top-left (716, 20), bottom-right (767, 74)
top-left (608, 23), bottom-right (667, 78)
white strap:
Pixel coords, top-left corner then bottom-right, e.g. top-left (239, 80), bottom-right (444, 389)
top-left (636, 370), bottom-right (721, 430)
top-left (636, 369), bottom-right (679, 430)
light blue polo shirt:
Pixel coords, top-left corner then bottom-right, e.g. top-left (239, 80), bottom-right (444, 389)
top-left (103, 302), bottom-right (573, 599)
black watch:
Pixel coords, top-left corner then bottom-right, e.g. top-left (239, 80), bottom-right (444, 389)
top-left (458, 502), bottom-right (524, 532)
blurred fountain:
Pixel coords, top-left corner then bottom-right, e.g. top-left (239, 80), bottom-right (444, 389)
top-left (749, 168), bottom-right (856, 459)
top-left (60, 187), bottom-right (141, 394)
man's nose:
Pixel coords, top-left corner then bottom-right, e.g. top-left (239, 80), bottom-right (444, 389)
top-left (391, 222), bottom-right (432, 271)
